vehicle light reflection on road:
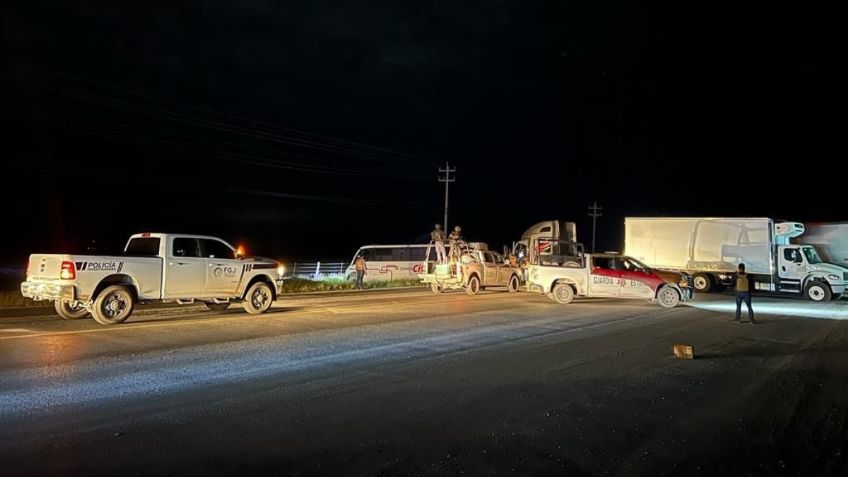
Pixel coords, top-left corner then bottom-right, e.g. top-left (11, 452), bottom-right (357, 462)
top-left (33, 334), bottom-right (84, 368)
top-left (685, 297), bottom-right (848, 320)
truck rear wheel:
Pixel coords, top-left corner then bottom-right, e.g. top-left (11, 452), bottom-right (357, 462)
top-left (508, 275), bottom-right (520, 293)
top-left (693, 273), bottom-right (714, 293)
top-left (466, 276), bottom-right (481, 296)
top-left (552, 283), bottom-right (574, 304)
top-left (656, 286), bottom-right (680, 308)
top-left (244, 281), bottom-right (274, 314)
top-left (91, 285), bottom-right (135, 325)
top-left (805, 281), bottom-right (831, 302)
top-left (55, 301), bottom-right (89, 320)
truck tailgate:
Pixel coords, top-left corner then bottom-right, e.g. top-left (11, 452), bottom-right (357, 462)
top-left (27, 254), bottom-right (68, 281)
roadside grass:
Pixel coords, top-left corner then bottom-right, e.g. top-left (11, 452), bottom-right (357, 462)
top-left (0, 277), bottom-right (424, 309)
top-left (281, 277), bottom-right (423, 293)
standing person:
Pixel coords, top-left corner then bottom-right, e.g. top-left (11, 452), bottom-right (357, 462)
top-left (354, 254), bottom-right (367, 290)
top-left (734, 263), bottom-right (756, 324)
top-left (449, 225), bottom-right (464, 260)
top-left (431, 224), bottom-right (447, 263)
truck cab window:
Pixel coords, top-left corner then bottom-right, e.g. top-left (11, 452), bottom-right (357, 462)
top-left (125, 238), bottom-right (161, 256)
top-left (173, 238), bottom-right (201, 258)
top-left (201, 239), bottom-right (235, 259)
top-left (802, 247), bottom-right (822, 264)
top-left (784, 248), bottom-right (802, 263)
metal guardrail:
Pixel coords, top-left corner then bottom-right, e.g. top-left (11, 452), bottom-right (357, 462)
top-left (288, 262), bottom-right (349, 280)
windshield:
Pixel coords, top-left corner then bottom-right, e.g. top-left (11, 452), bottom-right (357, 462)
top-left (624, 256), bottom-right (650, 271)
top-left (802, 247), bottom-right (822, 265)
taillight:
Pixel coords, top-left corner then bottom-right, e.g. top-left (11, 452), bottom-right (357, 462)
top-left (60, 261), bottom-right (76, 280)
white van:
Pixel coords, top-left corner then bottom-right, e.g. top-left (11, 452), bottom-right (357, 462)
top-left (346, 242), bottom-right (488, 282)
top-left (345, 244), bottom-right (430, 282)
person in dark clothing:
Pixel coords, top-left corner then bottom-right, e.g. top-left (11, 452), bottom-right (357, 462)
top-left (354, 255), bottom-right (367, 290)
top-left (734, 263), bottom-right (756, 324)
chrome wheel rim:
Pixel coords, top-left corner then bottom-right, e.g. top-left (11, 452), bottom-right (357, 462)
top-left (103, 294), bottom-right (127, 318)
top-left (252, 287), bottom-right (270, 308)
top-left (808, 285), bottom-right (825, 301)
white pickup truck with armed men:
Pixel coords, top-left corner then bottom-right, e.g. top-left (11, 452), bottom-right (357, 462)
top-left (21, 233), bottom-right (285, 325)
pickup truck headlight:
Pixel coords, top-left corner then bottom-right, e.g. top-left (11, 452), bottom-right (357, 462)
top-left (827, 274), bottom-right (839, 281)
top-left (277, 264), bottom-right (286, 277)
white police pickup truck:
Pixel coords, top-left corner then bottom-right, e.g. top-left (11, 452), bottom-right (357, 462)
top-left (21, 233), bottom-right (284, 325)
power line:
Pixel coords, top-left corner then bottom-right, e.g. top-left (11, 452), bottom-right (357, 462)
top-left (2, 109), bottom-right (431, 180)
top-left (1, 61), bottom-right (429, 162)
top-left (0, 71), bottom-right (433, 168)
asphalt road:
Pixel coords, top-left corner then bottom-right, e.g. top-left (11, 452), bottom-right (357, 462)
top-left (1, 290), bottom-right (847, 476)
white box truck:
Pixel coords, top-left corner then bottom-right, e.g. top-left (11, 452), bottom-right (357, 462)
top-left (624, 217), bottom-right (848, 301)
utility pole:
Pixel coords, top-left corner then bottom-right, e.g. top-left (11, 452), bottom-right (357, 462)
top-left (587, 201), bottom-right (603, 253)
top-left (438, 162), bottom-right (456, 231)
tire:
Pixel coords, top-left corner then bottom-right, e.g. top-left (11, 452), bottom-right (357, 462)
top-left (244, 281), bottom-right (274, 314)
top-left (551, 283), bottom-right (575, 304)
top-left (430, 283), bottom-right (442, 294)
top-left (508, 275), bottom-right (520, 293)
top-left (91, 285), bottom-right (135, 325)
top-left (805, 281), bottom-right (832, 302)
top-left (656, 286), bottom-right (680, 308)
top-left (466, 275), bottom-right (481, 296)
top-left (54, 301), bottom-right (89, 320)
top-left (204, 302), bottom-right (230, 311)
top-left (692, 273), bottom-right (714, 293)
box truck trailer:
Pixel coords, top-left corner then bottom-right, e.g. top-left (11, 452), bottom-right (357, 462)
top-left (624, 217), bottom-right (848, 301)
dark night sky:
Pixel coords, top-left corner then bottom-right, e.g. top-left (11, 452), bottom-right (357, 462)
top-left (1, 1), bottom-right (842, 265)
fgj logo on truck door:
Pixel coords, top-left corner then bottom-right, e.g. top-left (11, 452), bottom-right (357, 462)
top-left (75, 261), bottom-right (124, 272)
top-left (213, 266), bottom-right (237, 278)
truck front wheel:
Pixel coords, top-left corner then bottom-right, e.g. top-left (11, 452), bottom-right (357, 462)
top-left (805, 281), bottom-right (832, 302)
top-left (55, 301), bottom-right (89, 320)
top-left (551, 283), bottom-right (575, 304)
top-left (656, 286), bottom-right (681, 308)
top-left (244, 282), bottom-right (274, 314)
top-left (91, 285), bottom-right (135, 325)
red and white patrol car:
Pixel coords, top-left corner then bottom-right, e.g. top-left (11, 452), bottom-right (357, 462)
top-left (526, 251), bottom-right (694, 307)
